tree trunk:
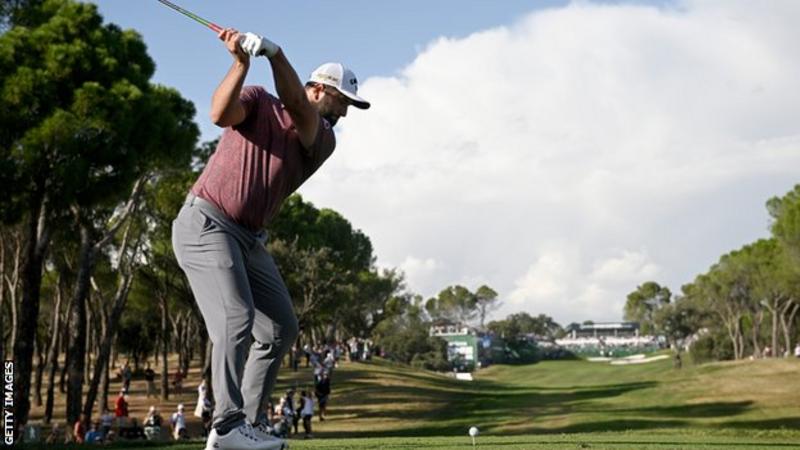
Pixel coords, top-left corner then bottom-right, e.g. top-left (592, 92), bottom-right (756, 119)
top-left (34, 337), bottom-right (46, 407)
top-left (44, 271), bottom-right (66, 424)
top-left (780, 302), bottom-right (799, 358)
top-left (58, 288), bottom-right (73, 395)
top-left (13, 192), bottom-right (50, 430)
top-left (161, 294), bottom-right (170, 400)
top-left (771, 304), bottom-right (779, 358)
top-left (66, 224), bottom-right (94, 425)
top-left (750, 310), bottom-right (763, 358)
top-left (83, 256), bottom-right (138, 421)
top-left (3, 228), bottom-right (23, 363)
top-left (85, 292), bottom-right (95, 383)
top-left (100, 351), bottom-right (110, 413)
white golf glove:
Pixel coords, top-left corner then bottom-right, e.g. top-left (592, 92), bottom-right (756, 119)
top-left (240, 32), bottom-right (279, 58)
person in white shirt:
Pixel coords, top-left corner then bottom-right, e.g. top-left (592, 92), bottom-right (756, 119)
top-left (299, 391), bottom-right (314, 439)
top-left (170, 404), bottom-right (187, 440)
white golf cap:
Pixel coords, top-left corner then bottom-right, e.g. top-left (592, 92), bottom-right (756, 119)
top-left (308, 62), bottom-right (370, 110)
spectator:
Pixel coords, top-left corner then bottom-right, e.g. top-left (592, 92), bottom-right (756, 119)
top-left (200, 396), bottom-right (213, 437)
top-left (172, 369), bottom-right (184, 394)
top-left (143, 406), bottom-right (163, 441)
top-left (292, 344), bottom-right (301, 372)
top-left (272, 397), bottom-right (291, 438)
top-left (121, 361), bottom-right (132, 393)
top-left (194, 379), bottom-right (208, 418)
top-left (323, 350), bottom-right (335, 374)
top-left (794, 343), bottom-right (800, 358)
top-left (170, 403), bottom-right (188, 440)
top-left (85, 422), bottom-right (103, 444)
top-left (281, 389), bottom-right (297, 436)
top-left (114, 389), bottom-right (129, 418)
top-left (144, 362), bottom-right (156, 398)
top-left (73, 413), bottom-right (87, 444)
top-left (265, 398), bottom-right (276, 429)
top-left (99, 407), bottom-right (114, 438)
top-left (315, 371), bottom-right (331, 421)
top-left (299, 390), bottom-right (314, 439)
top-left (45, 423), bottom-right (65, 445)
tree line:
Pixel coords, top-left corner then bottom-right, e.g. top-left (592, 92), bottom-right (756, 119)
top-left (624, 186), bottom-right (800, 361)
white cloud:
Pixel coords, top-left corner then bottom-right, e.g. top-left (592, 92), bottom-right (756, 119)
top-left (301, 0), bottom-right (800, 325)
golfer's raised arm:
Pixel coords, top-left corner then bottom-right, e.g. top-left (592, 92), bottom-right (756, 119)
top-left (268, 49), bottom-right (320, 149)
top-left (210, 28), bottom-right (249, 127)
top-left (238, 32), bottom-right (320, 149)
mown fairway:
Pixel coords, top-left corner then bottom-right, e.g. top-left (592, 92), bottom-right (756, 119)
top-left (26, 355), bottom-right (800, 449)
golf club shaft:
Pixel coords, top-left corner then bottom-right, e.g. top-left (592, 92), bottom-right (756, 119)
top-left (156, 0), bottom-right (223, 33)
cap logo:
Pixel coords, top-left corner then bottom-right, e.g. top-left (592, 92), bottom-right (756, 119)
top-left (316, 73), bottom-right (340, 84)
top-left (350, 77), bottom-right (357, 86)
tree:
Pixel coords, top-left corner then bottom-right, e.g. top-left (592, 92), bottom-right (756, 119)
top-left (337, 268), bottom-right (405, 339)
top-left (488, 312), bottom-right (562, 340)
top-left (767, 186), bottom-right (800, 355)
top-left (373, 294), bottom-right (448, 369)
top-left (653, 297), bottom-right (705, 353)
top-left (474, 285), bottom-right (500, 330)
top-left (267, 194), bottom-right (384, 343)
top-left (425, 285), bottom-right (477, 324)
top-left (623, 281), bottom-right (671, 335)
top-left (0, 0), bottom-right (198, 425)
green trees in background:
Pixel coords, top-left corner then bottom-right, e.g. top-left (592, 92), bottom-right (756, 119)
top-left (424, 284), bottom-right (501, 328)
top-left (624, 281), bottom-right (672, 335)
top-left (373, 294), bottom-right (450, 371)
top-left (267, 194), bottom-right (404, 343)
top-left (651, 185), bottom-right (800, 362)
top-left (0, 0), bottom-right (197, 426)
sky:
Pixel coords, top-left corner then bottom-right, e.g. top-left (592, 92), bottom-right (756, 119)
top-left (91, 1), bottom-right (800, 326)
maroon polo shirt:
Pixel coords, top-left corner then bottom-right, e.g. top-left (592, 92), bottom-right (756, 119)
top-left (192, 86), bottom-right (336, 231)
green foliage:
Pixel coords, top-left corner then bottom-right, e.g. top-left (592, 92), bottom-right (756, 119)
top-left (624, 281), bottom-right (671, 335)
top-left (474, 284), bottom-right (500, 328)
top-left (689, 330), bottom-right (734, 364)
top-left (373, 295), bottom-right (449, 369)
top-left (425, 285), bottom-right (477, 323)
top-left (410, 337), bottom-right (451, 371)
top-left (0, 0), bottom-right (198, 222)
top-left (488, 312), bottom-right (563, 340)
top-left (265, 194), bottom-right (406, 339)
top-left (768, 184), bottom-right (800, 263)
top-left (269, 194), bottom-right (373, 273)
top-left (653, 297), bottom-right (706, 348)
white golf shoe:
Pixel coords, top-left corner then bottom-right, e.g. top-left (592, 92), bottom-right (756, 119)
top-left (252, 422), bottom-right (289, 448)
top-left (204, 423), bottom-right (287, 450)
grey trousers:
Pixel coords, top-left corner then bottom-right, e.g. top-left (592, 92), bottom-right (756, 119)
top-left (172, 193), bottom-right (298, 432)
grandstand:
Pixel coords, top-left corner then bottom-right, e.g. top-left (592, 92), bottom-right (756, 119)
top-left (556, 322), bottom-right (664, 357)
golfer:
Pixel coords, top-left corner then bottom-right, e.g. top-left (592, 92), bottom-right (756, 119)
top-left (172, 28), bottom-right (369, 450)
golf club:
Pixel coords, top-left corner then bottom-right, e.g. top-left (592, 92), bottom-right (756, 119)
top-left (156, 0), bottom-right (223, 33)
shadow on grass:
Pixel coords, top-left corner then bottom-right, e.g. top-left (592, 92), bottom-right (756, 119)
top-left (717, 417), bottom-right (800, 429)
top-left (280, 360), bottom-right (783, 441)
top-left (585, 401), bottom-right (755, 418)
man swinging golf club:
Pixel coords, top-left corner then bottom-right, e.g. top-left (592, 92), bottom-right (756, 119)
top-left (172, 28), bottom-right (369, 450)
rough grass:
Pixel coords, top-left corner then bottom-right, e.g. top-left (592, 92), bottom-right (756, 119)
top-left (24, 354), bottom-right (800, 449)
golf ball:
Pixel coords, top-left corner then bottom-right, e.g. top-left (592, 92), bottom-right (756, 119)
top-left (469, 426), bottom-right (479, 437)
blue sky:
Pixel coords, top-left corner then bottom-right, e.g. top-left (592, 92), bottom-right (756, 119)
top-left (89, 1), bottom-right (800, 325)
top-left (92, 0), bottom-right (656, 142)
